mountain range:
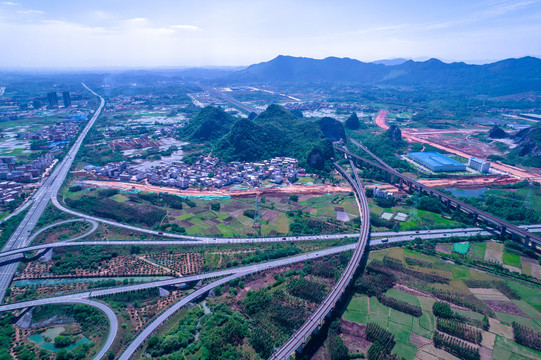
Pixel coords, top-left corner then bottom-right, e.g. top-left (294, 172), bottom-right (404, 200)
top-left (225, 55), bottom-right (541, 95)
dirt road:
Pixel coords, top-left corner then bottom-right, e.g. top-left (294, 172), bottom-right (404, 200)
top-left (79, 180), bottom-right (353, 198)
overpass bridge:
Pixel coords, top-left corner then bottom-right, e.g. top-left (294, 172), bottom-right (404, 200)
top-left (269, 160), bottom-right (371, 359)
top-left (336, 146), bottom-right (541, 246)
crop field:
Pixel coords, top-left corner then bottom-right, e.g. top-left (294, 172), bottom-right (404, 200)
top-left (341, 242), bottom-right (541, 360)
top-left (64, 188), bottom-right (360, 236)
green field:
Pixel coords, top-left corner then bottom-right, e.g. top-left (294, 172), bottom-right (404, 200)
top-left (503, 252), bottom-right (522, 267)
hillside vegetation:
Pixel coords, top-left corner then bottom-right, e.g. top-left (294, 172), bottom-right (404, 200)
top-left (187, 104), bottom-right (338, 171)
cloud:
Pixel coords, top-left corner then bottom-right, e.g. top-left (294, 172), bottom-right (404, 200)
top-left (1, 2), bottom-right (20, 5)
top-left (170, 24), bottom-right (202, 31)
top-left (17, 9), bottom-right (44, 15)
top-left (481, 0), bottom-right (537, 17)
top-left (125, 17), bottom-right (148, 24)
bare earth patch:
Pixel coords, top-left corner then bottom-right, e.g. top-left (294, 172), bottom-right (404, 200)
top-left (485, 300), bottom-right (527, 316)
top-left (480, 346), bottom-right (493, 360)
top-left (410, 332), bottom-right (431, 348)
top-left (340, 319), bottom-right (371, 354)
top-left (470, 288), bottom-right (509, 302)
top-left (488, 317), bottom-right (514, 339)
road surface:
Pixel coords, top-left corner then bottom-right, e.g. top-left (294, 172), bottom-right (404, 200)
top-left (1, 224), bottom-right (540, 261)
top-left (0, 84), bottom-right (104, 302)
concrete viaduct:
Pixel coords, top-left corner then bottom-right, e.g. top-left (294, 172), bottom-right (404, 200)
top-left (335, 146), bottom-right (541, 247)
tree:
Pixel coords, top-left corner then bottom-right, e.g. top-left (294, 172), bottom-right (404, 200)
top-left (345, 112), bottom-right (360, 130)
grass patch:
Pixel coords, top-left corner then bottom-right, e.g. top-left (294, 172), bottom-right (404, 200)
top-left (469, 242), bottom-right (487, 260)
top-left (384, 289), bottom-right (421, 307)
top-left (492, 335), bottom-right (541, 360)
top-left (370, 296), bottom-right (390, 315)
top-left (496, 312), bottom-right (541, 331)
top-left (412, 312), bottom-right (434, 339)
top-left (391, 341), bottom-right (418, 360)
top-left (502, 252), bottom-right (521, 268)
top-left (390, 309), bottom-right (414, 328)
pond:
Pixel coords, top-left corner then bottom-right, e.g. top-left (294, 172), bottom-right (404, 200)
top-left (28, 326), bottom-right (91, 352)
top-left (444, 187), bottom-right (487, 198)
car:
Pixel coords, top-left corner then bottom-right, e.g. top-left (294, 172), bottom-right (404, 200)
top-left (158, 232), bottom-right (163, 235)
top-left (381, 238), bottom-right (388, 243)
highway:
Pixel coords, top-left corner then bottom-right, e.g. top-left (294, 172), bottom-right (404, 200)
top-left (337, 146), bottom-right (541, 245)
top-left (0, 84), bottom-right (105, 302)
top-left (1, 225), bottom-right (539, 260)
top-left (117, 272), bottom-right (248, 360)
top-left (270, 159), bottom-right (371, 359)
top-left (0, 243), bottom-right (358, 313)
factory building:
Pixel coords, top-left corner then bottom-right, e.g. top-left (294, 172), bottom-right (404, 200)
top-left (407, 152), bottom-right (466, 172)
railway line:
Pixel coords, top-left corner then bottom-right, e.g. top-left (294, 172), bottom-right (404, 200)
top-left (336, 146), bottom-right (541, 245)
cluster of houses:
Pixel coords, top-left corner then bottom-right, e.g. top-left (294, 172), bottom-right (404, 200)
top-left (17, 122), bottom-right (80, 143)
top-left (0, 181), bottom-right (24, 206)
top-left (0, 154), bottom-right (54, 183)
top-left (83, 156), bottom-right (303, 189)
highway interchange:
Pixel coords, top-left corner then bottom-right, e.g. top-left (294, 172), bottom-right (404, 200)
top-left (1, 86), bottom-right (540, 359)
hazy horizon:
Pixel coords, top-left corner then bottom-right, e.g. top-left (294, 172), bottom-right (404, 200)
top-left (1, 0), bottom-right (540, 68)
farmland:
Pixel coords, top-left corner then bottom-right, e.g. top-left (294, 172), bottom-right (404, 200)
top-left (338, 241), bottom-right (541, 360)
top-left (62, 188), bottom-right (360, 237)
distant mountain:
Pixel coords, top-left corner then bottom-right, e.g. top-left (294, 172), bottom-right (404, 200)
top-left (371, 58), bottom-right (409, 66)
top-left (226, 55), bottom-right (541, 95)
top-left (181, 106), bottom-right (237, 142)
top-left (228, 55), bottom-right (387, 84)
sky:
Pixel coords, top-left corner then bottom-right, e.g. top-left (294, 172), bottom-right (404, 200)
top-left (0, 0), bottom-right (540, 68)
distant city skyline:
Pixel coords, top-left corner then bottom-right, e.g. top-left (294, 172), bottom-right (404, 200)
top-left (0, 0), bottom-right (540, 68)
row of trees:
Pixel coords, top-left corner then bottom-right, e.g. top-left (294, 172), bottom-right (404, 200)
top-left (365, 322), bottom-right (404, 360)
top-left (512, 322), bottom-right (541, 351)
top-left (436, 318), bottom-right (482, 344)
top-left (433, 332), bottom-right (480, 360)
top-left (377, 295), bottom-right (422, 317)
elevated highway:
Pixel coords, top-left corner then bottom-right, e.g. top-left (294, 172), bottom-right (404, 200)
top-left (269, 160), bottom-right (371, 359)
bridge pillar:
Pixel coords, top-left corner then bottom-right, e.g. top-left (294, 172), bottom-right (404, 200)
top-left (446, 200), bottom-right (451, 212)
top-left (472, 213), bottom-right (478, 224)
top-left (456, 204), bottom-right (461, 211)
top-left (398, 178), bottom-right (403, 189)
top-left (390, 174), bottom-right (395, 184)
top-left (296, 344), bottom-right (303, 354)
top-left (500, 226), bottom-right (507, 239)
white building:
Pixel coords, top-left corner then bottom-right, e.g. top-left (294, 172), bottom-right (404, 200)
top-left (468, 157), bottom-right (490, 173)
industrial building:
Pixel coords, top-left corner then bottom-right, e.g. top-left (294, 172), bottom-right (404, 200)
top-left (407, 152), bottom-right (466, 172)
top-left (468, 157), bottom-right (490, 173)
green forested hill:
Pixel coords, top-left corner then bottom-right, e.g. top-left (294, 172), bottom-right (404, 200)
top-left (181, 106), bottom-right (237, 142)
top-left (213, 105), bottom-right (335, 170)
